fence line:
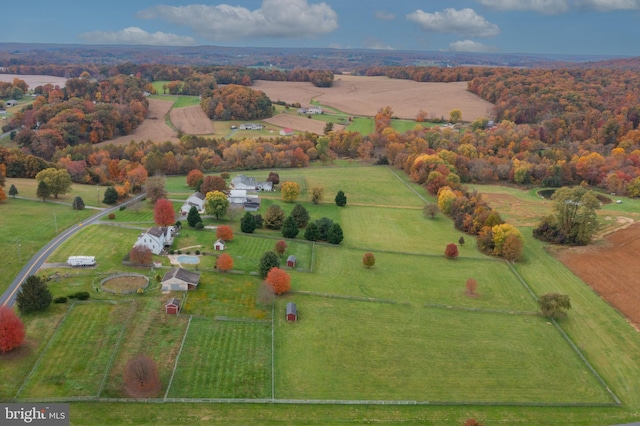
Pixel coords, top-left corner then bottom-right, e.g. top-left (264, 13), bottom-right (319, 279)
top-left (292, 290), bottom-right (410, 306)
top-left (164, 315), bottom-right (193, 400)
top-left (271, 301), bottom-right (275, 401)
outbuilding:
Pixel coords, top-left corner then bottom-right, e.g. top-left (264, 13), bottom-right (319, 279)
top-left (286, 302), bottom-right (297, 322)
top-left (165, 298), bottom-right (180, 315)
top-left (287, 255), bottom-right (296, 268)
top-left (214, 239), bottom-right (226, 251)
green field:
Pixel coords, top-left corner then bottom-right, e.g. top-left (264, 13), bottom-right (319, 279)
top-left (3, 164), bottom-right (640, 424)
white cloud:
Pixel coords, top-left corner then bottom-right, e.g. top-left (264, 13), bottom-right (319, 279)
top-left (363, 38), bottom-right (395, 50)
top-left (79, 27), bottom-right (196, 46)
top-left (477, 0), bottom-right (570, 14)
top-left (449, 40), bottom-right (499, 52)
top-left (137, 0), bottom-right (338, 41)
top-left (375, 11), bottom-right (396, 20)
top-left (407, 8), bottom-right (500, 38)
top-left (575, 0), bottom-right (640, 11)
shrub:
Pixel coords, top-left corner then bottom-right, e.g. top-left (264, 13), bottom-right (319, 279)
top-left (363, 252), bottom-right (375, 268)
top-left (69, 291), bottom-right (90, 300)
top-left (108, 213), bottom-right (116, 220)
top-left (444, 243), bottom-right (459, 259)
top-left (195, 221), bottom-right (204, 230)
top-left (54, 296), bottom-right (68, 304)
top-left (195, 250), bottom-right (201, 255)
top-left (119, 205), bottom-right (126, 211)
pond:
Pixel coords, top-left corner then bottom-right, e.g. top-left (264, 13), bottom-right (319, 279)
top-left (176, 255), bottom-right (200, 264)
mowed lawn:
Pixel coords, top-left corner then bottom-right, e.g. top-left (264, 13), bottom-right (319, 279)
top-left (275, 297), bottom-right (611, 403)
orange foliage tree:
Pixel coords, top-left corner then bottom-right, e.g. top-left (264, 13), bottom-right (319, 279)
top-left (362, 252), bottom-right (375, 268)
top-left (154, 198), bottom-right (175, 226)
top-left (265, 267), bottom-right (291, 295)
top-left (216, 225), bottom-right (234, 241)
top-left (216, 254), bottom-right (234, 272)
top-left (0, 306), bottom-right (25, 353)
top-left (186, 169), bottom-right (204, 189)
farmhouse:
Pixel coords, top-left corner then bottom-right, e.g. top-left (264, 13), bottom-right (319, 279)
top-left (180, 192), bottom-right (205, 215)
top-left (161, 267), bottom-right (201, 291)
top-left (287, 255), bottom-right (297, 268)
top-left (214, 239), bottom-right (226, 251)
top-left (165, 298), bottom-right (181, 314)
top-left (297, 106), bottom-right (323, 115)
top-left (134, 226), bottom-right (175, 255)
top-left (286, 302), bottom-right (298, 321)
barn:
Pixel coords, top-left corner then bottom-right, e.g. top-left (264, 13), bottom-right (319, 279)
top-left (165, 298), bottom-right (180, 315)
top-left (214, 239), bottom-right (226, 251)
top-left (161, 267), bottom-right (201, 291)
top-left (286, 302), bottom-right (297, 322)
top-left (287, 255), bottom-right (297, 268)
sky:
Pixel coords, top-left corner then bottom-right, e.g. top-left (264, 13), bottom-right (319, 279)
top-left (3, 0), bottom-right (640, 56)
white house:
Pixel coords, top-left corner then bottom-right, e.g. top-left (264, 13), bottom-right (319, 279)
top-left (228, 189), bottom-right (248, 204)
top-left (161, 267), bottom-right (201, 291)
top-left (307, 106), bottom-right (323, 114)
top-left (134, 226), bottom-right (175, 255)
top-left (180, 192), bottom-right (205, 215)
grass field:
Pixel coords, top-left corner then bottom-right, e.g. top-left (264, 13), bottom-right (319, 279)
top-left (4, 164), bottom-right (640, 425)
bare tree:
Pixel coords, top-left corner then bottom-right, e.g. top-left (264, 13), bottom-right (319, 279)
top-left (124, 355), bottom-right (161, 398)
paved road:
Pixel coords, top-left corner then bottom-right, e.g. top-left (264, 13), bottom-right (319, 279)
top-left (0, 194), bottom-right (146, 307)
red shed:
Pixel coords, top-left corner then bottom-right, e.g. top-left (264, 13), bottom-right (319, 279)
top-left (286, 302), bottom-right (297, 322)
top-left (165, 298), bottom-right (180, 315)
top-left (287, 255), bottom-right (296, 268)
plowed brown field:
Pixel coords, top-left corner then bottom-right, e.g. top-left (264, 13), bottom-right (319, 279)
top-left (170, 105), bottom-right (214, 135)
top-left (106, 99), bottom-right (178, 145)
top-left (555, 221), bottom-right (640, 328)
top-left (253, 75), bottom-right (494, 121)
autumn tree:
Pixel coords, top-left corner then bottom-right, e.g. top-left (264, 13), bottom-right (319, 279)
top-left (129, 245), bottom-right (152, 265)
top-left (423, 203), bottom-right (438, 219)
top-left (491, 223), bottom-right (523, 257)
top-left (204, 191), bottom-right (229, 219)
top-left (449, 108), bottom-right (462, 123)
top-left (444, 243), bottom-right (459, 259)
top-left (465, 278), bottom-right (478, 295)
top-left (0, 186), bottom-right (6, 202)
top-left (16, 275), bottom-right (52, 314)
top-left (538, 293), bottom-right (571, 319)
top-left (267, 172), bottom-right (280, 185)
top-left (102, 186), bottom-right (119, 204)
top-left (123, 355), bottom-right (161, 398)
top-left (265, 267), bottom-right (291, 295)
top-left (310, 186), bottom-right (324, 204)
top-left (186, 169), bottom-right (204, 190)
top-left (187, 206), bottom-right (202, 228)
top-left (501, 234), bottom-right (524, 262)
top-left (216, 225), bottom-right (234, 241)
top-left (0, 307), bottom-right (25, 353)
top-left (335, 190), bottom-right (347, 207)
top-left (154, 198), bottom-right (176, 226)
top-left (36, 180), bottom-right (50, 202)
top-left (9, 184), bottom-right (18, 198)
top-left (35, 168), bottom-right (72, 198)
top-left (240, 212), bottom-right (257, 233)
top-left (72, 196), bottom-right (85, 210)
top-left (327, 223), bottom-right (344, 244)
top-left (274, 240), bottom-right (288, 257)
top-left (362, 252), bottom-right (375, 268)
top-left (282, 216), bottom-right (299, 239)
top-left (216, 254), bottom-right (234, 272)
top-left (281, 181), bottom-right (301, 203)
top-left (289, 204), bottom-right (309, 228)
top-left (259, 251), bottom-right (280, 279)
top-left (264, 204), bottom-right (285, 229)
top-left (200, 175), bottom-right (227, 195)
top-left (145, 175), bottom-right (167, 203)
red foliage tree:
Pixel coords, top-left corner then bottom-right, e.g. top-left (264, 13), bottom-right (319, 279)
top-left (123, 354), bottom-right (161, 398)
top-left (265, 267), bottom-right (291, 295)
top-left (274, 240), bottom-right (288, 257)
top-left (362, 252), bottom-right (376, 268)
top-left (444, 243), bottom-right (459, 259)
top-left (154, 198), bottom-right (175, 226)
top-left (186, 169), bottom-right (204, 189)
top-left (216, 254), bottom-right (234, 272)
top-left (216, 225), bottom-right (234, 241)
top-left (0, 307), bottom-right (25, 353)
top-left (130, 245), bottom-right (153, 265)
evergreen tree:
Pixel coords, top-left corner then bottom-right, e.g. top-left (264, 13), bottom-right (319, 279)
top-left (187, 206), bottom-right (202, 228)
top-left (315, 217), bottom-right (334, 241)
top-left (290, 204), bottom-right (310, 228)
top-left (102, 186), bottom-right (119, 204)
top-left (259, 251), bottom-right (280, 279)
top-left (72, 196), bottom-right (85, 210)
top-left (282, 216), bottom-right (300, 238)
top-left (9, 184), bottom-right (18, 198)
top-left (241, 212), bottom-right (257, 233)
top-left (327, 223), bottom-right (344, 244)
top-left (335, 190), bottom-right (347, 207)
top-left (304, 222), bottom-right (319, 241)
top-left (36, 181), bottom-right (50, 202)
top-left (16, 275), bottom-right (53, 314)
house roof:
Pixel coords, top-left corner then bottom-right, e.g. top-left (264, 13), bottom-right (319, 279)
top-left (287, 255), bottom-right (296, 262)
top-left (192, 192), bottom-right (205, 200)
top-left (166, 298), bottom-right (180, 307)
top-left (214, 239), bottom-right (225, 246)
top-left (286, 302), bottom-right (297, 316)
top-left (146, 226), bottom-right (168, 238)
top-left (229, 189), bottom-right (247, 197)
top-left (162, 267), bottom-right (201, 284)
top-left (232, 175), bottom-right (256, 186)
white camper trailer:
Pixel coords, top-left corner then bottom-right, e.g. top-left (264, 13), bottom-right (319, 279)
top-left (67, 256), bottom-right (96, 267)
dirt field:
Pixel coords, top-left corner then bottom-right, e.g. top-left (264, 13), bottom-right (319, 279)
top-left (170, 105), bottom-right (214, 135)
top-left (0, 74), bottom-right (67, 88)
top-left (555, 221), bottom-right (640, 328)
top-left (264, 113), bottom-right (344, 134)
top-left (253, 75), bottom-right (495, 121)
top-left (106, 99), bottom-right (178, 145)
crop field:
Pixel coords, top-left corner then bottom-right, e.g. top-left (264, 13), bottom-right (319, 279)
top-left (103, 99), bottom-right (178, 145)
top-left (4, 164), bottom-right (640, 424)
